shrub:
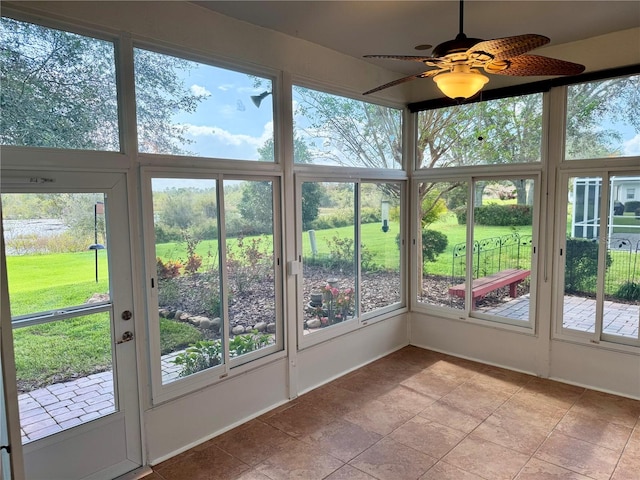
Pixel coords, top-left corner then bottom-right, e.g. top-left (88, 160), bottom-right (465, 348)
top-left (154, 224), bottom-right (182, 243)
top-left (310, 208), bottom-right (354, 230)
top-left (157, 257), bottom-right (182, 279)
top-left (325, 234), bottom-right (355, 270)
top-left (396, 229), bottom-right (448, 264)
top-left (173, 340), bottom-right (221, 377)
top-left (456, 204), bottom-right (532, 226)
top-left (616, 281), bottom-right (640, 301)
top-left (564, 238), bottom-right (612, 294)
top-left (228, 330), bottom-right (273, 356)
top-left (226, 235), bottom-right (272, 294)
top-left (422, 229), bottom-right (448, 263)
top-left (623, 200), bottom-right (640, 213)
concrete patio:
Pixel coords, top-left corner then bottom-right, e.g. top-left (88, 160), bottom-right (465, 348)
top-left (17, 295), bottom-right (639, 444)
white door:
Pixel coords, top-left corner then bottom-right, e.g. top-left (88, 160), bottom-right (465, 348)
top-left (0, 171), bottom-right (142, 479)
top-left (1, 212), bottom-right (25, 480)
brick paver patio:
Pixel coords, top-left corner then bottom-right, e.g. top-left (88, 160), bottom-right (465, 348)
top-left (17, 295), bottom-right (639, 443)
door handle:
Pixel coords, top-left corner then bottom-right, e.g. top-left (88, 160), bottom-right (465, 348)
top-left (117, 331), bottom-right (134, 344)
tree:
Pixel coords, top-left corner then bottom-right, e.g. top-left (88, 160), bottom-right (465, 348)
top-left (1, 17), bottom-right (203, 152)
top-left (238, 181), bottom-right (273, 235)
top-left (255, 136), bottom-right (324, 230)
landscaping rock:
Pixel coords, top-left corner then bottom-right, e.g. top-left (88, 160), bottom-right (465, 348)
top-left (244, 326), bottom-right (254, 333)
top-left (211, 317), bottom-right (222, 332)
top-left (199, 318), bottom-right (212, 330)
top-left (266, 322), bottom-right (276, 333)
top-left (307, 318), bottom-right (321, 329)
top-left (232, 325), bottom-right (245, 335)
top-left (189, 315), bottom-right (208, 326)
top-left (253, 321), bottom-right (267, 332)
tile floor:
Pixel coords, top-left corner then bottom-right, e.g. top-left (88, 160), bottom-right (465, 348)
top-left (148, 346), bottom-right (640, 480)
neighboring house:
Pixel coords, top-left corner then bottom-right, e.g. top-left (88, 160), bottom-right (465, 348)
top-left (572, 176), bottom-right (640, 240)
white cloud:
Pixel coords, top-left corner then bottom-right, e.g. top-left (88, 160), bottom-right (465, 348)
top-left (622, 133), bottom-right (640, 156)
top-left (182, 121), bottom-right (273, 148)
top-left (190, 84), bottom-right (211, 97)
top-left (218, 84), bottom-right (234, 92)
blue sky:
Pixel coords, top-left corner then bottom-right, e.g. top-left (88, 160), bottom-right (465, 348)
top-left (172, 62), bottom-right (274, 160)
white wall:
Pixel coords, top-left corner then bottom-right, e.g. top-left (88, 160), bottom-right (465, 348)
top-left (410, 312), bottom-right (640, 399)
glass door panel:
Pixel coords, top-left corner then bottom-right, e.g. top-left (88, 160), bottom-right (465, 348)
top-left (560, 174), bottom-right (640, 345)
top-left (562, 176), bottom-right (601, 334)
top-left (603, 176), bottom-right (640, 342)
top-left (223, 180), bottom-right (277, 362)
top-left (417, 181), bottom-right (468, 311)
top-left (149, 178), bottom-right (223, 385)
top-left (471, 179), bottom-right (535, 324)
top-left (2, 193), bottom-right (116, 443)
top-left (360, 182), bottom-right (402, 314)
top-left (301, 181), bottom-right (356, 333)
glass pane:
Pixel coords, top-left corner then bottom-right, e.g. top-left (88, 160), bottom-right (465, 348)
top-left (417, 94), bottom-right (542, 169)
top-left (150, 179), bottom-right (223, 384)
top-left (360, 183), bottom-right (401, 314)
top-left (417, 181), bottom-right (467, 311)
top-left (2, 194), bottom-right (109, 315)
top-left (471, 179), bottom-right (534, 322)
top-left (1, 193), bottom-right (115, 444)
top-left (563, 176), bottom-right (601, 333)
top-left (224, 180), bottom-right (277, 359)
top-left (134, 48), bottom-right (274, 161)
top-left (292, 86), bottom-right (402, 169)
top-left (0, 17), bottom-right (119, 151)
top-left (565, 75), bottom-right (640, 160)
top-left (603, 176), bottom-right (640, 340)
top-left (302, 182), bottom-right (357, 332)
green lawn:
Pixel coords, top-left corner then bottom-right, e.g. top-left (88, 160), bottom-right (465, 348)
top-left (6, 251), bottom-right (201, 391)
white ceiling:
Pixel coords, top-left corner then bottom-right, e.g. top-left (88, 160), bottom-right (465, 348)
top-left (194, 1), bottom-right (640, 98)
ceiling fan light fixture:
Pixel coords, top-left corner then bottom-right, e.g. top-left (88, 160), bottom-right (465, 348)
top-left (433, 65), bottom-right (489, 100)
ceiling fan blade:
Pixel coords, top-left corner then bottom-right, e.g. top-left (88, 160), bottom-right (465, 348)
top-left (363, 70), bottom-right (440, 95)
top-left (488, 54), bottom-right (586, 76)
top-left (470, 34), bottom-right (550, 61)
top-left (364, 54), bottom-right (441, 63)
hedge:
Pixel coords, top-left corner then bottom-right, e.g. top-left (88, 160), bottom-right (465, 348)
top-left (456, 204), bottom-right (533, 226)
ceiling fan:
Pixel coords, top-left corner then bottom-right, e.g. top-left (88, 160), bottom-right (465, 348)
top-left (363, 0), bottom-right (585, 100)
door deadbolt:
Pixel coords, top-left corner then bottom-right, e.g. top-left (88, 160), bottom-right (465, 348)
top-left (121, 310), bottom-right (132, 320)
top-left (117, 331), bottom-right (134, 344)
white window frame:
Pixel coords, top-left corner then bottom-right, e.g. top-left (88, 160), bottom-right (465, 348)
top-left (411, 171), bottom-right (540, 334)
top-left (553, 168), bottom-right (640, 350)
top-left (295, 175), bottom-right (408, 351)
top-left (141, 167), bottom-right (286, 404)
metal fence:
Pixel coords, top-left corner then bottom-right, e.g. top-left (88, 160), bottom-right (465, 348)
top-left (606, 237), bottom-right (640, 296)
top-left (452, 233), bottom-right (533, 282)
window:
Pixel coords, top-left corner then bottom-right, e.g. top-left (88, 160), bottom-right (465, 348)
top-left (292, 86), bottom-right (402, 169)
top-left (145, 174), bottom-right (282, 396)
top-left (299, 180), bottom-right (403, 337)
top-left (134, 48), bottom-right (274, 161)
top-left (414, 95), bottom-right (541, 327)
top-left (627, 188), bottom-right (636, 200)
top-left (565, 75), bottom-right (640, 160)
top-left (1, 17), bottom-right (119, 151)
top-left (559, 174), bottom-right (640, 345)
top-left (416, 94), bottom-right (543, 169)
top-left (417, 177), bottom-right (537, 327)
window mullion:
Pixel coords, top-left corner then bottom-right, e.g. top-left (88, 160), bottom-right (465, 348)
top-left (217, 177), bottom-right (231, 373)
